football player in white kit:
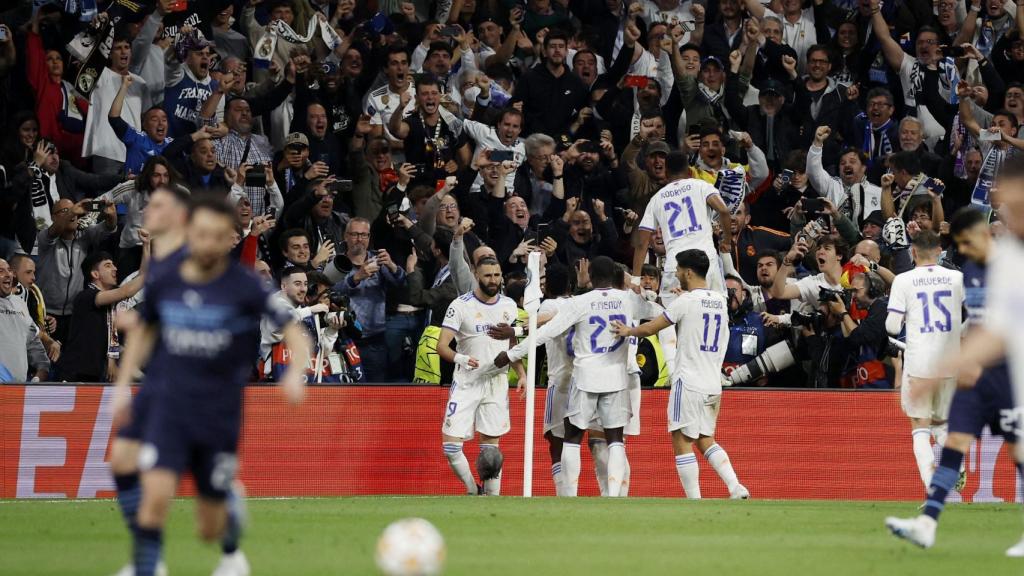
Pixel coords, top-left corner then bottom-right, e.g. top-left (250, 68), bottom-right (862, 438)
top-left (537, 264), bottom-right (575, 496)
top-left (496, 256), bottom-right (635, 497)
top-left (944, 159), bottom-right (1024, 556)
top-left (633, 151), bottom-right (733, 305)
top-left (613, 249), bottom-right (750, 499)
top-left (886, 230), bottom-right (965, 489)
top-left (437, 257), bottom-right (522, 495)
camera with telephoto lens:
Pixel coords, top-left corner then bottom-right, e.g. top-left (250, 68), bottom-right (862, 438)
top-left (818, 287), bottom-right (851, 308)
top-left (789, 310), bottom-right (824, 329)
top-left (326, 290), bottom-right (358, 327)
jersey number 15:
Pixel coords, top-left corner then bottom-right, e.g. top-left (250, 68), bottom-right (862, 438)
top-left (916, 290), bottom-right (953, 333)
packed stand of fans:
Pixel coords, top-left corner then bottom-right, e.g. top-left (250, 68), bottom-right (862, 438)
top-left (0, 0), bottom-right (1017, 387)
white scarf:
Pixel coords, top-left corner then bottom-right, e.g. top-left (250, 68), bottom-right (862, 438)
top-left (255, 16), bottom-right (342, 69)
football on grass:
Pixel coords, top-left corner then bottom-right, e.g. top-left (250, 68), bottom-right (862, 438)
top-left (375, 518), bottom-right (446, 576)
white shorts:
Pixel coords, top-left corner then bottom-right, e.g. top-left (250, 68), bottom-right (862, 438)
top-left (625, 373), bottom-right (641, 436)
top-left (667, 381), bottom-right (721, 438)
top-left (587, 374), bottom-right (642, 435)
top-left (442, 378), bottom-right (510, 439)
top-left (567, 381), bottom-right (631, 431)
top-left (543, 380), bottom-right (570, 438)
top-left (900, 373), bottom-right (955, 421)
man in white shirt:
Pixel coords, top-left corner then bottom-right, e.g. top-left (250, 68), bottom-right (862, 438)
top-left (769, 235), bottom-right (846, 310)
top-left (365, 46), bottom-right (415, 152)
top-left (806, 126), bottom-right (881, 227)
top-left (83, 33), bottom-right (152, 175)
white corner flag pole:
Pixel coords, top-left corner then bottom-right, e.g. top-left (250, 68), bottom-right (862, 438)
top-left (522, 252), bottom-right (543, 498)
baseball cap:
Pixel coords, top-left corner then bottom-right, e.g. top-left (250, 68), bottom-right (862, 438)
top-left (645, 141), bottom-right (671, 156)
top-left (863, 210), bottom-right (885, 228)
top-left (284, 132), bottom-right (309, 149)
top-left (760, 78), bottom-right (788, 99)
top-left (701, 56), bottom-right (724, 70)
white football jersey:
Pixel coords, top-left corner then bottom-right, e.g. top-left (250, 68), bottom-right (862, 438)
top-left (511, 288), bottom-right (635, 393)
top-left (539, 298), bottom-right (573, 389)
top-left (442, 292), bottom-right (519, 385)
top-left (986, 236), bottom-right (1024, 408)
top-left (364, 83), bottom-right (416, 143)
top-left (888, 265), bottom-right (965, 379)
top-left (639, 178), bottom-right (720, 265)
top-left (664, 289), bottom-right (729, 395)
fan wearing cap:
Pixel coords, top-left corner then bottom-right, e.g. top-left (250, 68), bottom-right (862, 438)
top-left (164, 31), bottom-right (220, 139)
top-left (274, 132), bottom-right (315, 200)
top-left (725, 76), bottom-right (797, 173)
top-left (673, 48), bottom-right (732, 132)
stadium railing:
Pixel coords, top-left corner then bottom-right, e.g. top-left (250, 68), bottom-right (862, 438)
top-left (1, 383), bottom-right (1019, 501)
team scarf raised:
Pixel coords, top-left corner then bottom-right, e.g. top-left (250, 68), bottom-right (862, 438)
top-left (907, 57), bottom-right (959, 108)
top-left (861, 115), bottom-right (894, 162)
top-left (254, 16), bottom-right (342, 69)
top-left (971, 145), bottom-right (1008, 208)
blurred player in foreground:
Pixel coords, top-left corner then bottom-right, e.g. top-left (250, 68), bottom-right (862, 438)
top-left (886, 207), bottom-right (1019, 550)
top-left (891, 160), bottom-right (1024, 556)
top-left (109, 185), bottom-right (188, 576)
top-left (885, 230), bottom-right (965, 489)
top-left (113, 196), bottom-right (309, 576)
top-left (612, 250), bottom-right (749, 500)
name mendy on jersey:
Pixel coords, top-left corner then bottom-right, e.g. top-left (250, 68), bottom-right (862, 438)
top-left (591, 300), bottom-right (622, 311)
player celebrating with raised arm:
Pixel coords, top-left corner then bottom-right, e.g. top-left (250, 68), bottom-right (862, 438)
top-left (496, 256), bottom-right (635, 498)
top-left (885, 230), bottom-right (965, 490)
top-left (633, 150), bottom-right (733, 304)
top-left (612, 249), bottom-right (750, 500)
top-left (886, 207), bottom-right (1019, 550)
top-left (113, 196), bottom-right (309, 576)
top-left (437, 257), bottom-right (521, 496)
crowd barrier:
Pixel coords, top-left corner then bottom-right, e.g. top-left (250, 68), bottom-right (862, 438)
top-left (1, 384), bottom-right (1020, 501)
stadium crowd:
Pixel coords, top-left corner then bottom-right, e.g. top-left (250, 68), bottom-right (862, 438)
top-left (0, 0), bottom-right (1017, 387)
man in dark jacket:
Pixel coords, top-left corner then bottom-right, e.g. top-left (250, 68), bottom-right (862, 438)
top-left (512, 29), bottom-right (589, 137)
top-left (792, 45), bottom-right (856, 154)
top-left (8, 139), bottom-right (122, 253)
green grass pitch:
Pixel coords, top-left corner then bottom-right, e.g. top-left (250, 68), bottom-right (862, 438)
top-left (1, 497), bottom-right (1021, 575)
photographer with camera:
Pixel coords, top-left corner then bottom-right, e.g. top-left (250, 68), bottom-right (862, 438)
top-left (825, 271), bottom-right (894, 388)
top-left (723, 275), bottom-right (768, 383)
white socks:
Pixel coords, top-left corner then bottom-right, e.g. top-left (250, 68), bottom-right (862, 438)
top-left (704, 444), bottom-right (740, 493)
top-left (931, 424), bottom-right (948, 449)
top-left (483, 473), bottom-right (501, 496)
top-left (675, 453), bottom-right (701, 499)
top-left (551, 462), bottom-right (564, 496)
top-left (561, 443), bottom-right (581, 497)
top-left (443, 442), bottom-right (477, 494)
top-left (606, 442), bottom-right (627, 497)
top-left (621, 457), bottom-right (631, 497)
top-left (912, 428), bottom-right (935, 488)
top-left (589, 438), bottom-right (609, 496)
